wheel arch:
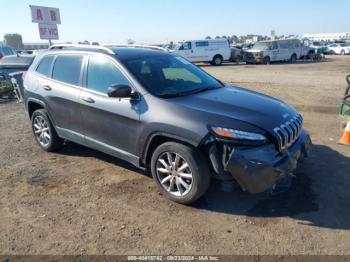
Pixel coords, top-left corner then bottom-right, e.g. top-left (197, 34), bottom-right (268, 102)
top-left (213, 54), bottom-right (223, 62)
top-left (141, 132), bottom-right (200, 167)
top-left (27, 98), bottom-right (46, 119)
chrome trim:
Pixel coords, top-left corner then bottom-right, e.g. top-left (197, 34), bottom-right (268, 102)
top-left (273, 114), bottom-right (303, 152)
top-left (49, 44), bottom-right (115, 55)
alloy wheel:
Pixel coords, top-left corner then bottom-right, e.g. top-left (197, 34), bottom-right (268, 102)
top-left (33, 115), bottom-right (51, 147)
top-left (156, 152), bottom-right (193, 197)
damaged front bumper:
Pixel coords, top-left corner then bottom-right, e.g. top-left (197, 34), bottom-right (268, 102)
top-left (225, 129), bottom-right (311, 194)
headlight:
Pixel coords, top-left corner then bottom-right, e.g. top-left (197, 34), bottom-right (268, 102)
top-left (211, 126), bottom-right (266, 141)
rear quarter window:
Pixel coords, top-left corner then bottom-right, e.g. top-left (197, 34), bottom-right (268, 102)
top-left (52, 55), bottom-right (83, 86)
top-left (36, 56), bottom-right (55, 77)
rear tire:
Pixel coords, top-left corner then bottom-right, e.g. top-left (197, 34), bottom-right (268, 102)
top-left (212, 55), bottom-right (223, 66)
top-left (150, 142), bottom-right (211, 204)
top-left (31, 109), bottom-right (63, 152)
top-left (341, 50), bottom-right (345, 55)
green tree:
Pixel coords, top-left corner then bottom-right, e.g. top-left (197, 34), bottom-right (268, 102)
top-left (3, 33), bottom-right (23, 49)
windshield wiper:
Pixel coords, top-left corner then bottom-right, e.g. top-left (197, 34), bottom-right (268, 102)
top-left (190, 86), bottom-right (220, 94)
top-left (158, 86), bottom-right (220, 98)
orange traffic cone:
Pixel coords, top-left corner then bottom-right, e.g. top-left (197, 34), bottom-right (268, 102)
top-left (338, 121), bottom-right (350, 146)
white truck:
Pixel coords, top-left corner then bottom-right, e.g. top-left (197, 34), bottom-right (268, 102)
top-left (244, 39), bottom-right (309, 64)
top-left (172, 39), bottom-right (231, 65)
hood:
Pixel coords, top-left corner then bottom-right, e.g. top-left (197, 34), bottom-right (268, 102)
top-left (171, 86), bottom-right (299, 134)
top-left (245, 49), bottom-right (263, 53)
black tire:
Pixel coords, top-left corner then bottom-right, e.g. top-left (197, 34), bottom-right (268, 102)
top-left (290, 54), bottom-right (297, 63)
top-left (212, 55), bottom-right (223, 66)
top-left (150, 142), bottom-right (211, 204)
top-left (31, 109), bottom-right (63, 152)
top-left (341, 50), bottom-right (345, 55)
top-left (263, 56), bottom-right (271, 65)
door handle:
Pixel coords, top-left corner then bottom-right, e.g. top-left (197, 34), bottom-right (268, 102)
top-left (81, 96), bottom-right (95, 103)
top-left (42, 85), bottom-right (52, 91)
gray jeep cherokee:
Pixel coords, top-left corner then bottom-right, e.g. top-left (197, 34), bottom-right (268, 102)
top-left (23, 44), bottom-right (311, 204)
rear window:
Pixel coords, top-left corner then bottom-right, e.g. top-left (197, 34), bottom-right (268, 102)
top-left (52, 55), bottom-right (83, 86)
top-left (36, 56), bottom-right (54, 76)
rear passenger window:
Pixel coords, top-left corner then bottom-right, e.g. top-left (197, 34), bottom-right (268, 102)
top-left (87, 56), bottom-right (130, 94)
top-left (36, 56), bottom-right (54, 77)
top-left (52, 55), bottom-right (83, 86)
top-left (196, 41), bottom-right (209, 47)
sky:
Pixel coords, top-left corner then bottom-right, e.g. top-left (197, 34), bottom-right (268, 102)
top-left (1, 0), bottom-right (350, 44)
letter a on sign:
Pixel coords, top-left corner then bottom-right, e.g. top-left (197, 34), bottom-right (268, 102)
top-left (36, 9), bottom-right (43, 21)
top-left (30, 5), bottom-right (61, 24)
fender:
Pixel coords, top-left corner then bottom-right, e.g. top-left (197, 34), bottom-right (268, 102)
top-left (26, 97), bottom-right (57, 127)
top-left (140, 131), bottom-right (202, 166)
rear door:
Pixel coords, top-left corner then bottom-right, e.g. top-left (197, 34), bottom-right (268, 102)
top-left (43, 54), bottom-right (85, 143)
top-left (79, 55), bottom-right (141, 163)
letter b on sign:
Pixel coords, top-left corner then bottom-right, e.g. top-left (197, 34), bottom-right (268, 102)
top-left (50, 10), bottom-right (57, 22)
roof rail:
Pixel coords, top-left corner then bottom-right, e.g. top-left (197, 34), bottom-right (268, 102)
top-left (104, 44), bottom-right (169, 52)
top-left (48, 44), bottom-right (115, 55)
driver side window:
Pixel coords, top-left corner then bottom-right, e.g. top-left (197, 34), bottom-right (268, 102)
top-left (87, 56), bottom-right (130, 94)
top-left (271, 42), bottom-right (278, 50)
top-left (179, 42), bottom-right (192, 50)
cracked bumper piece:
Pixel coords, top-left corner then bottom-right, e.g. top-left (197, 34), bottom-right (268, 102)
top-left (225, 129), bottom-right (311, 194)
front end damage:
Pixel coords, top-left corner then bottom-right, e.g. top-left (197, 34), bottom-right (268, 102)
top-left (204, 129), bottom-right (311, 194)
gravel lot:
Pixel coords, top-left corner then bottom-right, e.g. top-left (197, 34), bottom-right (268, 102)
top-left (1, 56), bottom-right (350, 255)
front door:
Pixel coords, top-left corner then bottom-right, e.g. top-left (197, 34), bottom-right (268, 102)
top-left (270, 41), bottom-right (279, 61)
top-left (79, 55), bottom-right (142, 164)
top-left (176, 42), bottom-right (194, 61)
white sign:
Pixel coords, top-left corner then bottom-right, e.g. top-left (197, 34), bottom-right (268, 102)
top-left (38, 23), bottom-right (59, 40)
top-left (30, 5), bottom-right (61, 24)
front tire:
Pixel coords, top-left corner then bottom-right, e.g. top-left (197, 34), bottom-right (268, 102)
top-left (31, 109), bottom-right (63, 152)
top-left (151, 142), bottom-right (211, 204)
top-left (341, 50), bottom-right (345, 55)
top-left (290, 54), bottom-right (297, 63)
top-left (263, 56), bottom-right (271, 65)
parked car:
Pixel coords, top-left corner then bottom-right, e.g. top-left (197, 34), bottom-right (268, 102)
top-left (309, 41), bottom-right (329, 54)
top-left (23, 45), bottom-right (311, 204)
top-left (0, 54), bottom-right (35, 100)
top-left (327, 43), bottom-right (350, 55)
top-left (0, 45), bottom-right (16, 59)
top-left (172, 39), bottom-right (231, 65)
top-left (244, 39), bottom-right (303, 64)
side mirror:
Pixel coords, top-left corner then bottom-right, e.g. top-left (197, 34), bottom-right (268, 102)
top-left (107, 84), bottom-right (137, 98)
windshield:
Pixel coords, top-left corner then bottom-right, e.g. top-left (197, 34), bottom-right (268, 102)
top-left (252, 42), bottom-right (272, 50)
top-left (123, 55), bottom-right (223, 97)
top-left (171, 43), bottom-right (181, 50)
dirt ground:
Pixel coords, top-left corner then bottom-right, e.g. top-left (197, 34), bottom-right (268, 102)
top-left (1, 56), bottom-right (350, 255)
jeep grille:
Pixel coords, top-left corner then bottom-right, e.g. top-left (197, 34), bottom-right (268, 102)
top-left (273, 114), bottom-right (303, 152)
